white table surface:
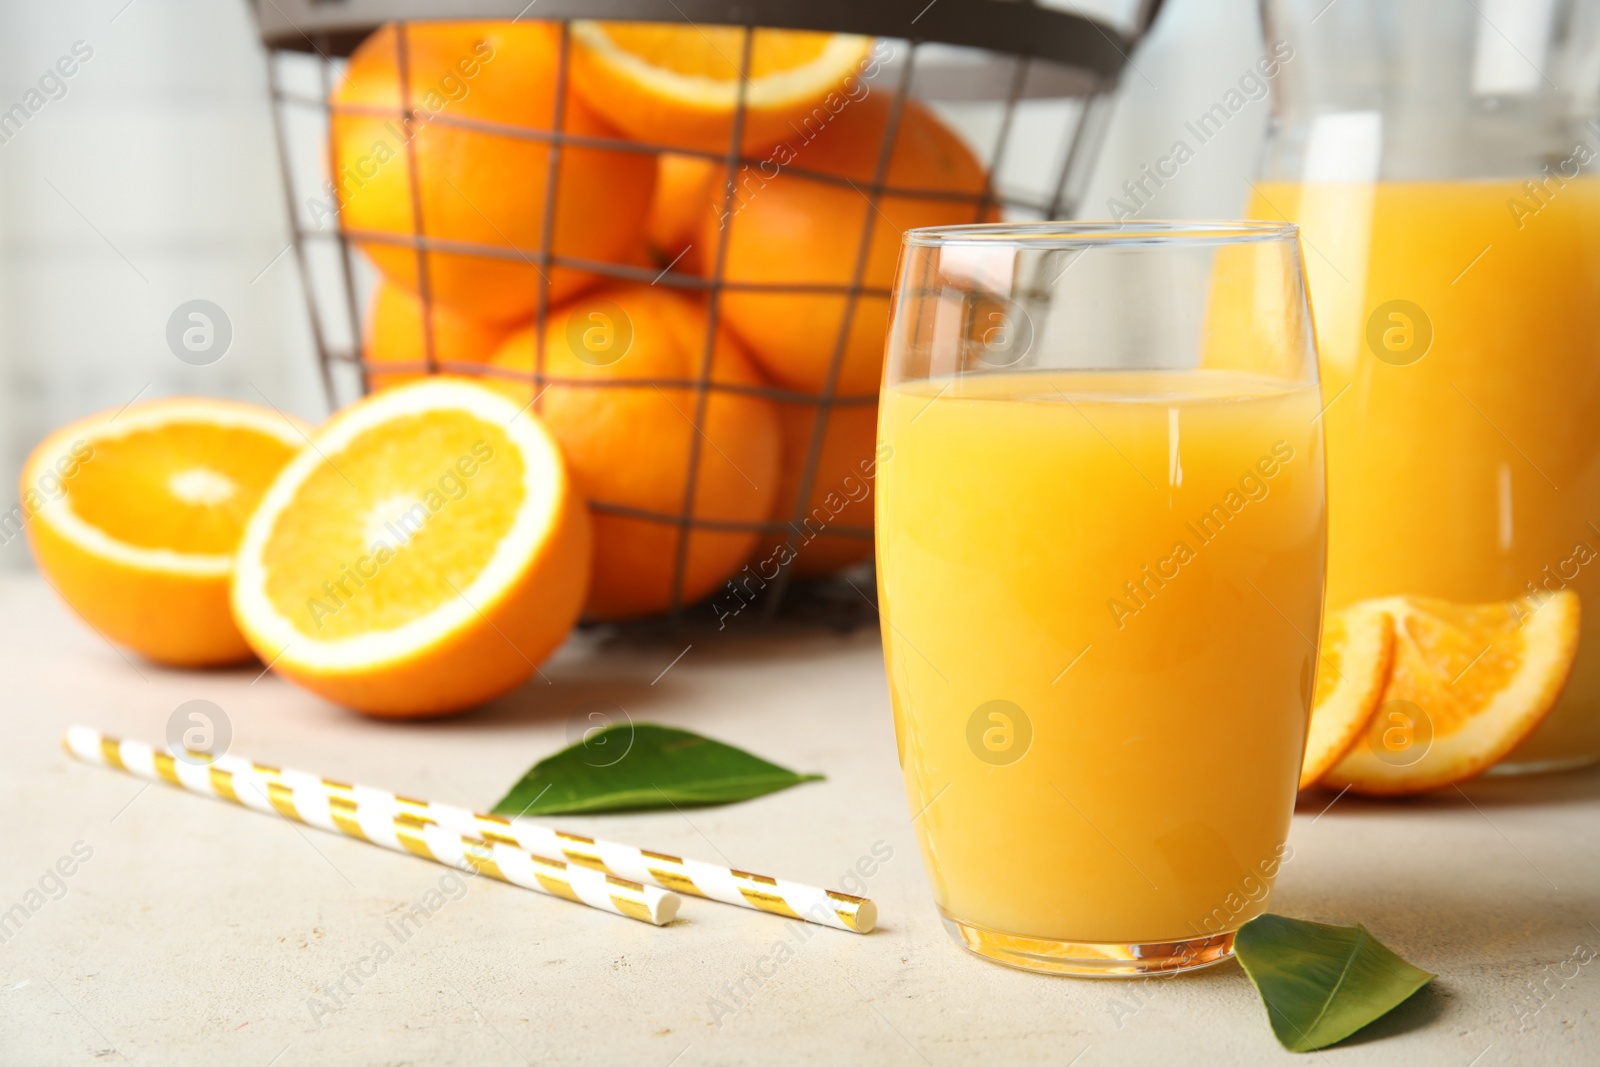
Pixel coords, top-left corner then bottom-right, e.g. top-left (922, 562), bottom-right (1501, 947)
top-left (1, 570), bottom-right (1596, 1065)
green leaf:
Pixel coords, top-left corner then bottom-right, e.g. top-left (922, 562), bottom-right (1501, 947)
top-left (490, 723), bottom-right (824, 816)
top-left (1235, 914), bottom-right (1435, 1052)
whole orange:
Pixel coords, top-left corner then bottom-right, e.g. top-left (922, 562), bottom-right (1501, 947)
top-left (489, 283), bottom-right (780, 619)
top-left (331, 22), bottom-right (655, 325)
top-left (758, 402), bottom-right (880, 577)
top-left (647, 152), bottom-right (719, 272)
top-left (700, 93), bottom-right (990, 396)
top-left (363, 281), bottom-right (514, 390)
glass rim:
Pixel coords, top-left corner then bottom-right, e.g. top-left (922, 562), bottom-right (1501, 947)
top-left (903, 219), bottom-right (1300, 248)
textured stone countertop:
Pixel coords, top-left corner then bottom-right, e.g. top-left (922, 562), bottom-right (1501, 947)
top-left (1, 571), bottom-right (1595, 1065)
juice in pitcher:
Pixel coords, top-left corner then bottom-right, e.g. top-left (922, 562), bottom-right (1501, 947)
top-left (1259, 0), bottom-right (1600, 770)
top-left (1248, 179), bottom-right (1600, 768)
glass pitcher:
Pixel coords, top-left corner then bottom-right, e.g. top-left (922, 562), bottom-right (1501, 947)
top-left (1254, 0), bottom-right (1600, 772)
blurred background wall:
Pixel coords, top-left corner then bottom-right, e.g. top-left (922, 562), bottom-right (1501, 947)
top-left (0, 0), bottom-right (1269, 571)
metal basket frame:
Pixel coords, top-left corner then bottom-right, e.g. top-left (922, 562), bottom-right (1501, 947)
top-left (254, 0), bottom-right (1160, 622)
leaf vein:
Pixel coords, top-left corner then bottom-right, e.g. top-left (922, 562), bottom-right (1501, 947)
top-left (1303, 924), bottom-right (1369, 1040)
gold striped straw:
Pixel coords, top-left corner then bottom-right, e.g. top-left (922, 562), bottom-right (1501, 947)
top-left (64, 727), bottom-right (678, 926)
top-left (181, 738), bottom-right (878, 933)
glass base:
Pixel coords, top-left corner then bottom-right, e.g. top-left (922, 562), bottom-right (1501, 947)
top-left (940, 913), bottom-right (1236, 977)
top-left (1487, 753), bottom-right (1600, 777)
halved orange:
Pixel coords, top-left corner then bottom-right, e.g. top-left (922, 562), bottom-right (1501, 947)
top-left (231, 378), bottom-right (591, 717)
top-left (568, 22), bottom-right (873, 154)
top-left (1323, 592), bottom-right (1580, 795)
top-left (1300, 601), bottom-right (1395, 789)
top-left (21, 398), bottom-right (306, 666)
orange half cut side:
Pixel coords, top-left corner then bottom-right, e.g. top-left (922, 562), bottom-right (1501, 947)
top-left (22, 398), bottom-right (305, 666)
top-left (230, 378), bottom-right (591, 717)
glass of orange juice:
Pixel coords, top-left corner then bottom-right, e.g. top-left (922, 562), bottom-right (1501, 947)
top-left (876, 222), bottom-right (1326, 976)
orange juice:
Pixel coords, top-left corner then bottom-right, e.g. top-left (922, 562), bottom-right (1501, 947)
top-left (876, 369), bottom-right (1325, 944)
top-left (1250, 179), bottom-right (1600, 767)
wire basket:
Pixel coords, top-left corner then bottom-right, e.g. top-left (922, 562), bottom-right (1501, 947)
top-left (252, 0), bottom-right (1159, 627)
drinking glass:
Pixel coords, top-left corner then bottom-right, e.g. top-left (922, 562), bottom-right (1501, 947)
top-left (875, 221), bottom-right (1326, 976)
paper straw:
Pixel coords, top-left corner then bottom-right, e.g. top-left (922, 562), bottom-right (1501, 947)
top-left (487, 814), bottom-right (876, 934)
top-left (70, 726), bottom-right (878, 933)
top-left (64, 727), bottom-right (678, 926)
top-left (206, 745), bottom-right (878, 934)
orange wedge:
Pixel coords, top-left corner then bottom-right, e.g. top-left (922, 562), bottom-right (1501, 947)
top-left (1323, 592), bottom-right (1580, 795)
top-left (231, 378), bottom-right (591, 717)
top-left (1300, 601), bottom-right (1395, 789)
top-left (568, 22), bottom-right (873, 154)
top-left (20, 398), bottom-right (306, 666)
